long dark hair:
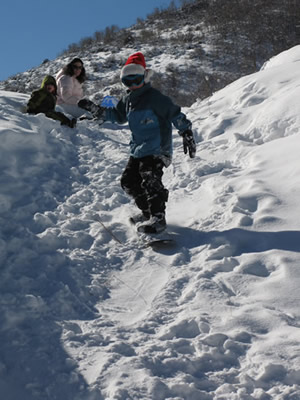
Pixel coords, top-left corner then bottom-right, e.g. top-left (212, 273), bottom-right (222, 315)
top-left (63, 57), bottom-right (86, 83)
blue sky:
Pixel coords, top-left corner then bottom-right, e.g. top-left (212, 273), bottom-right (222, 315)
top-left (1, 0), bottom-right (176, 81)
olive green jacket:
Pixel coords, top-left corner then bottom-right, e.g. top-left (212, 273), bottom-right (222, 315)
top-left (27, 75), bottom-right (71, 125)
top-left (27, 75), bottom-right (57, 114)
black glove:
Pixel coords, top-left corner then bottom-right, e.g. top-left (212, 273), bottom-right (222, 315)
top-left (180, 129), bottom-right (196, 158)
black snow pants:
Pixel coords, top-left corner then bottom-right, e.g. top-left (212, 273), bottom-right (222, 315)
top-left (120, 156), bottom-right (169, 217)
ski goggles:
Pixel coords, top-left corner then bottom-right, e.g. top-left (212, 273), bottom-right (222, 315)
top-left (121, 74), bottom-right (144, 88)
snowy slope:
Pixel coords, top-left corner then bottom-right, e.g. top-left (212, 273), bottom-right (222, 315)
top-left (1, 46), bottom-right (300, 400)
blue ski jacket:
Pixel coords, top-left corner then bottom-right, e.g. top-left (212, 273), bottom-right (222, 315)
top-left (105, 83), bottom-right (192, 159)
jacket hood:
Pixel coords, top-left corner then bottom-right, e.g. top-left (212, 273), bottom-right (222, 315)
top-left (41, 75), bottom-right (57, 92)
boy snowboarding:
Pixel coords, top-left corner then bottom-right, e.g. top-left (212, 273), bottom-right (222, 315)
top-left (81, 52), bottom-right (196, 233)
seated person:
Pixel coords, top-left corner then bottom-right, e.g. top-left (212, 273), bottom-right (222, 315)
top-left (56, 58), bottom-right (89, 118)
top-left (27, 75), bottom-right (76, 128)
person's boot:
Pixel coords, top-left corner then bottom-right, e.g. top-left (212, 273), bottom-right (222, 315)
top-left (137, 212), bottom-right (166, 234)
top-left (70, 118), bottom-right (77, 128)
top-left (129, 210), bottom-right (151, 225)
top-left (78, 99), bottom-right (104, 119)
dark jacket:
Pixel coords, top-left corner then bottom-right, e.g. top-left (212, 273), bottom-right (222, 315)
top-left (27, 75), bottom-right (72, 126)
top-left (106, 83), bottom-right (192, 158)
top-left (27, 75), bottom-right (57, 114)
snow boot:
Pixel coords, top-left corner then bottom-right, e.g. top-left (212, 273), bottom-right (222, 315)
top-left (78, 99), bottom-right (105, 119)
top-left (129, 210), bottom-right (151, 225)
top-left (137, 213), bottom-right (166, 234)
top-left (69, 118), bottom-right (77, 128)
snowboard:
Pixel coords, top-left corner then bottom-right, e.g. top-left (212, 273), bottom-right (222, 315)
top-left (129, 218), bottom-right (176, 249)
top-left (141, 235), bottom-right (176, 249)
top-left (78, 96), bottom-right (118, 123)
top-left (101, 95), bottom-right (118, 108)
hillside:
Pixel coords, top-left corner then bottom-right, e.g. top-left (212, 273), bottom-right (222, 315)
top-left (0, 0), bottom-right (299, 107)
top-left (1, 44), bottom-right (300, 399)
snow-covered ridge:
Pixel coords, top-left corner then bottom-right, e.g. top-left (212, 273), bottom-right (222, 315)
top-left (1, 46), bottom-right (300, 399)
top-left (1, 0), bottom-right (297, 109)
